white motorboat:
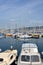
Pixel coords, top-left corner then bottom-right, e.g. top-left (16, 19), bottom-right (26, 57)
top-left (18, 34), bottom-right (32, 39)
top-left (12, 32), bottom-right (32, 39)
top-left (0, 49), bottom-right (17, 65)
top-left (18, 43), bottom-right (43, 65)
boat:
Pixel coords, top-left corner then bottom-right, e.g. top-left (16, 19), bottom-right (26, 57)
top-left (12, 32), bottom-right (22, 38)
top-left (0, 33), bottom-right (5, 39)
top-left (18, 33), bottom-right (32, 40)
top-left (32, 34), bottom-right (40, 39)
top-left (0, 48), bottom-right (17, 65)
top-left (12, 32), bottom-right (32, 39)
top-left (5, 33), bottom-right (13, 37)
top-left (18, 43), bottom-right (43, 65)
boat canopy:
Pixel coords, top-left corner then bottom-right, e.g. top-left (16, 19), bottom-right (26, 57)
top-left (22, 43), bottom-right (38, 53)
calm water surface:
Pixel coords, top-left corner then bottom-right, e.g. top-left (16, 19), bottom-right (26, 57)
top-left (0, 37), bottom-right (43, 58)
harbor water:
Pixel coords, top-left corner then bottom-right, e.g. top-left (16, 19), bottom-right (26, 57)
top-left (0, 37), bottom-right (43, 65)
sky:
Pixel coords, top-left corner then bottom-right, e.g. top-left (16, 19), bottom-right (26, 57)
top-left (0, 0), bottom-right (43, 29)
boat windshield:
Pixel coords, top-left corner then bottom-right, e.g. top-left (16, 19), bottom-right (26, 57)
top-left (31, 55), bottom-right (39, 62)
top-left (21, 55), bottom-right (30, 62)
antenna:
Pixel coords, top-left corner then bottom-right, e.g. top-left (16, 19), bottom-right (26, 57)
top-left (15, 24), bottom-right (17, 33)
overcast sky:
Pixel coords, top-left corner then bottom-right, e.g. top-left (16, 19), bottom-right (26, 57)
top-left (0, 0), bottom-right (43, 29)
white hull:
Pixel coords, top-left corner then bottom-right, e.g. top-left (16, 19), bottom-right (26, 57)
top-left (18, 34), bottom-right (32, 39)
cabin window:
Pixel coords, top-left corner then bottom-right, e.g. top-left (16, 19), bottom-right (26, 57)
top-left (0, 58), bottom-right (3, 62)
top-left (10, 55), bottom-right (13, 60)
top-left (31, 55), bottom-right (39, 62)
top-left (21, 55), bottom-right (30, 62)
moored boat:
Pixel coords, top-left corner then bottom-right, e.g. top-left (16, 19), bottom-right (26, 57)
top-left (5, 33), bottom-right (13, 37)
top-left (12, 32), bottom-right (22, 38)
top-left (18, 43), bottom-right (43, 65)
top-left (17, 33), bottom-right (32, 40)
top-left (32, 34), bottom-right (40, 39)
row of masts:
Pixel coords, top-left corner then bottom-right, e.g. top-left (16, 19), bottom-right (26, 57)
top-left (0, 24), bottom-right (43, 34)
